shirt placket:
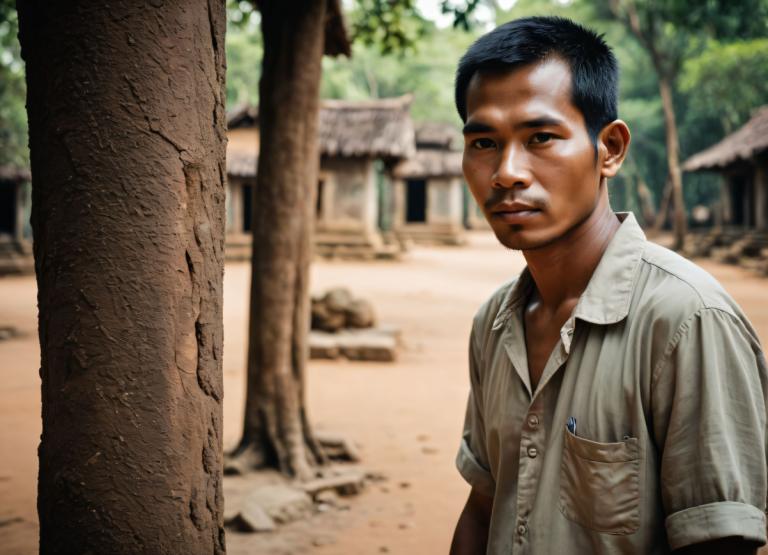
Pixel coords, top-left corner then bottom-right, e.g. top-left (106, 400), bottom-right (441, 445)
top-left (514, 393), bottom-right (545, 552)
top-left (513, 318), bottom-right (575, 553)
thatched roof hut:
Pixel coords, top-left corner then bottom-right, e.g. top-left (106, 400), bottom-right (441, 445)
top-left (227, 95), bottom-right (416, 178)
top-left (684, 106), bottom-right (768, 172)
top-left (392, 122), bottom-right (463, 179)
top-left (319, 96), bottom-right (415, 159)
top-left (412, 121), bottom-right (461, 150)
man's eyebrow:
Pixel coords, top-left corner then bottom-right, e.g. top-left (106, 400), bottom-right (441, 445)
top-left (462, 117), bottom-right (566, 135)
top-left (515, 116), bottom-right (565, 129)
top-left (462, 121), bottom-right (496, 135)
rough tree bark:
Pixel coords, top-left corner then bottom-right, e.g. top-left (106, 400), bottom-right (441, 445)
top-left (17, 2), bottom-right (227, 553)
top-left (227, 0), bottom-right (329, 480)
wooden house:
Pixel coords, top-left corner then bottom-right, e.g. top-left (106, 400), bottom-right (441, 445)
top-left (226, 96), bottom-right (415, 259)
top-left (683, 106), bottom-right (768, 270)
top-left (391, 122), bottom-right (467, 245)
top-left (0, 165), bottom-right (33, 275)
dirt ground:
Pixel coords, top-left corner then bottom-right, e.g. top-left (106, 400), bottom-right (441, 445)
top-left (2, 231), bottom-right (768, 555)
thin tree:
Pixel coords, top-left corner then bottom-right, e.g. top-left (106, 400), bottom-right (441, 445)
top-left (603, 0), bottom-right (768, 248)
top-left (227, 0), bottom-right (351, 479)
top-left (606, 0), bottom-right (686, 248)
top-left (227, 0), bottom-right (433, 478)
top-left (17, 1), bottom-right (227, 553)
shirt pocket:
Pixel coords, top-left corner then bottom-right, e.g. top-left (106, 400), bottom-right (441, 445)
top-left (559, 428), bottom-right (640, 535)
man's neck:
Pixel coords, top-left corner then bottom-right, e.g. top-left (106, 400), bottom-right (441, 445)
top-left (523, 199), bottom-right (620, 310)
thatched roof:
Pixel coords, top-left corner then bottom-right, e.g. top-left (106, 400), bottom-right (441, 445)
top-left (226, 96), bottom-right (416, 178)
top-left (392, 150), bottom-right (463, 179)
top-left (227, 150), bottom-right (256, 179)
top-left (392, 122), bottom-right (463, 179)
top-left (227, 104), bottom-right (258, 130)
top-left (684, 106), bottom-right (768, 172)
top-left (319, 96), bottom-right (415, 159)
top-left (414, 122), bottom-right (462, 150)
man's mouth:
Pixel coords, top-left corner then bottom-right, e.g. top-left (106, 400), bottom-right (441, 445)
top-left (490, 201), bottom-right (542, 223)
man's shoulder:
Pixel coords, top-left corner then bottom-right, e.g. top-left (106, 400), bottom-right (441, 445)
top-left (634, 241), bottom-right (744, 324)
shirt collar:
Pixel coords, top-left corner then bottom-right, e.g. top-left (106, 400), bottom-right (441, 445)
top-left (491, 212), bottom-right (646, 332)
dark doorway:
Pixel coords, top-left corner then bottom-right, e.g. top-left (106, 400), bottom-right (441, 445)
top-left (406, 179), bottom-right (427, 223)
top-left (0, 185), bottom-right (16, 236)
top-left (730, 175), bottom-right (746, 226)
top-left (243, 183), bottom-right (253, 233)
top-left (316, 179), bottom-right (324, 219)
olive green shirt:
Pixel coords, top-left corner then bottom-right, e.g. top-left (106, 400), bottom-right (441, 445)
top-left (457, 213), bottom-right (768, 554)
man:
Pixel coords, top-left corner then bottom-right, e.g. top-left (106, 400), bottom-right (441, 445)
top-left (450, 16), bottom-right (768, 555)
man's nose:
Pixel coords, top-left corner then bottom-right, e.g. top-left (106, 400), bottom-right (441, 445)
top-left (492, 144), bottom-right (532, 189)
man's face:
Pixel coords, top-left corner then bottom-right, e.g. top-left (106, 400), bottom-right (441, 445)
top-left (462, 57), bottom-right (604, 251)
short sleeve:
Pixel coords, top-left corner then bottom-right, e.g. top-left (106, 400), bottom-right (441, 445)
top-left (456, 322), bottom-right (496, 497)
top-left (651, 308), bottom-right (768, 550)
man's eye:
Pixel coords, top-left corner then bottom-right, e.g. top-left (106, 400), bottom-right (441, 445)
top-left (471, 138), bottom-right (496, 150)
top-left (529, 132), bottom-right (554, 145)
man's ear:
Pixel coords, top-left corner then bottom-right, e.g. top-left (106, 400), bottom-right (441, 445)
top-left (598, 120), bottom-right (631, 178)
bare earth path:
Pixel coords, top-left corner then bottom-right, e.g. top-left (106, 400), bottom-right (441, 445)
top-left (2, 231), bottom-right (768, 554)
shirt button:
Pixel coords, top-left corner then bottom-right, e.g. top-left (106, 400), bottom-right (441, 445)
top-left (527, 446), bottom-right (538, 458)
top-left (517, 524), bottom-right (527, 536)
top-left (527, 414), bottom-right (539, 428)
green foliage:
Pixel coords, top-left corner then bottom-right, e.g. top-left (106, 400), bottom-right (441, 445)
top-left (681, 39), bottom-right (768, 135)
top-left (440, 0), bottom-right (484, 31)
top-left (351, 0), bottom-right (429, 55)
top-left (225, 0), bottom-right (262, 107)
top-left (321, 22), bottom-right (477, 125)
top-left (0, 2), bottom-right (28, 167)
top-left (591, 0), bottom-right (768, 211)
top-left (2, 0), bottom-right (766, 217)
top-left (656, 0), bottom-right (768, 40)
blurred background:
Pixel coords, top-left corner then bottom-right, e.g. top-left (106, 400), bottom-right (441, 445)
top-left (1, 0), bottom-right (767, 553)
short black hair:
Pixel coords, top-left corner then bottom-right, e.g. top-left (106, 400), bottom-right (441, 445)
top-left (455, 16), bottom-right (618, 141)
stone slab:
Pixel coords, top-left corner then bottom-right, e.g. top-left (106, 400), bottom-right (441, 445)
top-left (309, 326), bottom-right (400, 362)
top-left (246, 485), bottom-right (314, 525)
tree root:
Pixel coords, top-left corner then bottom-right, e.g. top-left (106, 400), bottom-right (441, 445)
top-left (224, 442), bottom-right (269, 476)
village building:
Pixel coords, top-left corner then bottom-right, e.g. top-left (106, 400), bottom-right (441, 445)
top-left (683, 106), bottom-right (768, 272)
top-left (0, 165), bottom-right (33, 275)
top-left (226, 95), bottom-right (415, 259)
top-left (391, 122), bottom-right (468, 245)
top-left (464, 194), bottom-right (491, 231)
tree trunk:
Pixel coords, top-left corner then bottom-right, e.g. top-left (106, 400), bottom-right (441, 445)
top-left (228, 0), bottom-right (327, 480)
top-left (658, 75), bottom-right (687, 248)
top-left (654, 177), bottom-right (673, 231)
top-left (635, 174), bottom-right (657, 226)
top-left (17, 2), bottom-right (227, 553)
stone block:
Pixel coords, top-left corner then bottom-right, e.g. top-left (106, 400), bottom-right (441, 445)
top-left (246, 485), bottom-right (314, 525)
top-left (227, 499), bottom-right (276, 533)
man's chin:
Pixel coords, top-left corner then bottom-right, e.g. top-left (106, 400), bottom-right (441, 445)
top-left (491, 225), bottom-right (553, 252)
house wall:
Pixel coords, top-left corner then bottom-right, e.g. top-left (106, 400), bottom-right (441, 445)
top-left (393, 176), bottom-right (466, 244)
top-left (226, 177), bottom-right (246, 234)
top-left (17, 181), bottom-right (32, 240)
top-left (228, 128), bottom-right (259, 160)
top-left (317, 157), bottom-right (378, 235)
top-left (465, 190), bottom-right (490, 230)
top-left (427, 177), bottom-right (463, 226)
